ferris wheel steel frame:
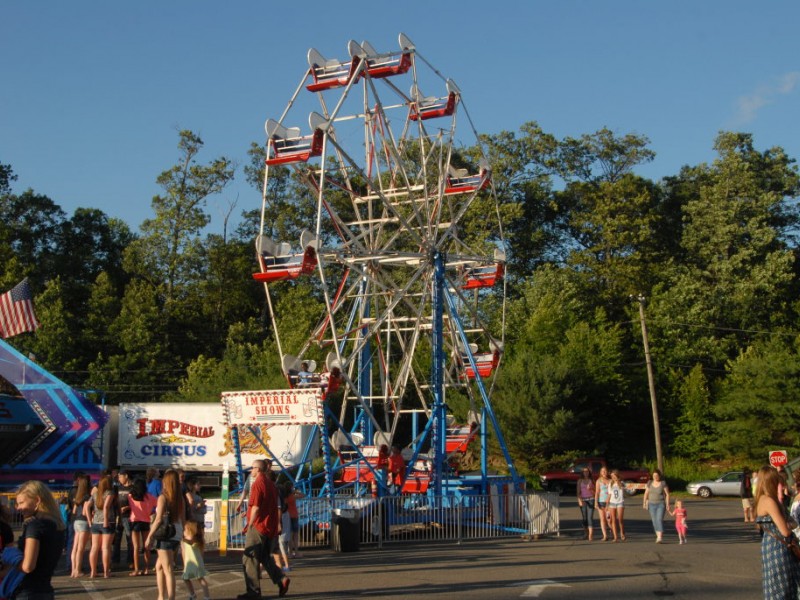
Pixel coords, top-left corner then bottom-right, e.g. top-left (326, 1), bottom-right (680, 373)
top-left (251, 33), bottom-right (522, 497)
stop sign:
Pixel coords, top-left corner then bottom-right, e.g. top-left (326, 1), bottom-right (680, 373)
top-left (769, 450), bottom-right (788, 467)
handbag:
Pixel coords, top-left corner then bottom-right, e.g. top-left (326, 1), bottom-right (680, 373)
top-left (761, 525), bottom-right (800, 561)
top-left (152, 509), bottom-right (176, 542)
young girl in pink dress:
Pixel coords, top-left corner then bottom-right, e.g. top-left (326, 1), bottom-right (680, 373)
top-left (670, 499), bottom-right (688, 544)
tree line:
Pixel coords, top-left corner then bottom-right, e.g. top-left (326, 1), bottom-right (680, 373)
top-left (2, 124), bottom-right (799, 477)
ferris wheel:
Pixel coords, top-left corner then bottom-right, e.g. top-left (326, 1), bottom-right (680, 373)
top-left (254, 33), bottom-right (521, 497)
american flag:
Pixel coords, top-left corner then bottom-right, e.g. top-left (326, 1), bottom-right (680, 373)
top-left (0, 278), bottom-right (40, 339)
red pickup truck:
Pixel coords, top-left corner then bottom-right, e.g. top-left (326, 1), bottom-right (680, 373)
top-left (539, 457), bottom-right (650, 496)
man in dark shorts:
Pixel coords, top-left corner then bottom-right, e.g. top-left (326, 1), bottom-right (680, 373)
top-left (239, 459), bottom-right (290, 599)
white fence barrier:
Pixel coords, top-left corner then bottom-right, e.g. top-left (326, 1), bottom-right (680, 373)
top-left (218, 492), bottom-right (559, 551)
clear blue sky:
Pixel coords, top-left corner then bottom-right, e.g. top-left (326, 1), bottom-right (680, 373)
top-left (3, 1), bottom-right (799, 234)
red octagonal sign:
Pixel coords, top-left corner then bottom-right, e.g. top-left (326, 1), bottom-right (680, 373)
top-left (769, 450), bottom-right (788, 467)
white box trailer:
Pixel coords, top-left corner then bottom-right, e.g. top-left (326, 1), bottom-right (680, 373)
top-left (117, 402), bottom-right (317, 477)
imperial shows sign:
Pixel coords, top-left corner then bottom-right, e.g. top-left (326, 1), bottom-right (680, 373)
top-left (221, 388), bottom-right (324, 427)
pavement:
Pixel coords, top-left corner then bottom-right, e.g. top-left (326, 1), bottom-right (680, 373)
top-left (49, 496), bottom-right (763, 599)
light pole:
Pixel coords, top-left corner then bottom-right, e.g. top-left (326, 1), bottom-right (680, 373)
top-left (632, 294), bottom-right (664, 473)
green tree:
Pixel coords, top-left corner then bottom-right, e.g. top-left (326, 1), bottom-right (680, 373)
top-left (651, 132), bottom-right (800, 371)
top-left (670, 364), bottom-right (714, 458)
top-left (25, 278), bottom-right (77, 372)
top-left (123, 130), bottom-right (235, 362)
top-left (0, 189), bottom-right (65, 283)
top-left (125, 130), bottom-right (234, 301)
top-left (87, 279), bottom-right (174, 403)
top-left (0, 162), bottom-right (16, 195)
top-left (171, 319), bottom-right (285, 402)
top-left (714, 338), bottom-right (800, 460)
top-left (495, 267), bottom-right (626, 473)
top-left (561, 174), bottom-right (662, 307)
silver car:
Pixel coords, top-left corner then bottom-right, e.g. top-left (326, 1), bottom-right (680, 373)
top-left (686, 471), bottom-right (744, 498)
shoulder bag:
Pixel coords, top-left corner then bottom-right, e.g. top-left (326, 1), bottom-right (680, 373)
top-left (761, 525), bottom-right (800, 561)
top-left (152, 508), bottom-right (176, 542)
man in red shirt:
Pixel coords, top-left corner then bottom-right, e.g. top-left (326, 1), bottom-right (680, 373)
top-left (238, 460), bottom-right (290, 599)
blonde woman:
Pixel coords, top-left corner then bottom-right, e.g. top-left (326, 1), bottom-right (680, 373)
top-left (145, 469), bottom-right (185, 600)
top-left (86, 472), bottom-right (115, 578)
top-left (10, 480), bottom-right (66, 600)
top-left (70, 473), bottom-right (92, 577)
top-left (755, 465), bottom-right (800, 598)
top-left (608, 470), bottom-right (626, 542)
top-left (594, 466), bottom-right (612, 541)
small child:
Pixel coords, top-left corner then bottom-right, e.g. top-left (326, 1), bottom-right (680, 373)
top-left (670, 499), bottom-right (688, 544)
top-left (181, 520), bottom-right (210, 600)
top-left (278, 483), bottom-right (293, 572)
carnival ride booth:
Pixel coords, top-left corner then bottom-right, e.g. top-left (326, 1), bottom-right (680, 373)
top-left (253, 230), bottom-right (318, 283)
top-left (462, 248), bottom-right (506, 291)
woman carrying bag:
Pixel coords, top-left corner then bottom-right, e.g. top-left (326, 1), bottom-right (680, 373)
top-left (145, 470), bottom-right (185, 600)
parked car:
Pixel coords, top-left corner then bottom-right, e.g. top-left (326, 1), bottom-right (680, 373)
top-left (686, 471), bottom-right (744, 498)
top-left (539, 457), bottom-right (650, 496)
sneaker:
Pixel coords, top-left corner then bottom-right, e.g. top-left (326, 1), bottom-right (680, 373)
top-left (278, 577), bottom-right (291, 597)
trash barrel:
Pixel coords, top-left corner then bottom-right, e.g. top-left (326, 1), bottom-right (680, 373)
top-left (331, 508), bottom-right (361, 552)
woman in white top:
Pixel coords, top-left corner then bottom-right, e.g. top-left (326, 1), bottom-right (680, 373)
top-left (608, 470), bottom-right (626, 542)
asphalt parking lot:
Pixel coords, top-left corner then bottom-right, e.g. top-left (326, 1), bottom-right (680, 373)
top-left (48, 496), bottom-right (762, 599)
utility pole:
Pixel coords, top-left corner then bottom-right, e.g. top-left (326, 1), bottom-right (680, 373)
top-left (633, 294), bottom-right (664, 473)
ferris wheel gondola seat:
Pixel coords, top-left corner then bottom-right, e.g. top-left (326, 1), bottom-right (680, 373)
top-left (401, 472), bottom-right (431, 494)
top-left (264, 119), bottom-right (324, 166)
top-left (360, 35), bottom-right (414, 79)
top-left (253, 232), bottom-right (317, 283)
top-left (306, 41), bottom-right (363, 92)
top-left (409, 79), bottom-right (460, 121)
top-left (409, 91), bottom-right (457, 121)
top-left (445, 422), bottom-right (479, 454)
top-left (462, 262), bottom-right (505, 290)
top-left (444, 164), bottom-right (491, 195)
top-left (462, 349), bottom-right (501, 380)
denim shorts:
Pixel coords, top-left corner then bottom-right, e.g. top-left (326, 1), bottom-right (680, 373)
top-left (91, 524), bottom-right (115, 535)
top-left (155, 539), bottom-right (180, 552)
top-left (131, 521), bottom-right (150, 533)
top-left (74, 520), bottom-right (90, 533)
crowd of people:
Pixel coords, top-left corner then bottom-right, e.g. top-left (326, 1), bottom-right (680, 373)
top-left (577, 466), bottom-right (677, 543)
top-left (578, 462), bottom-right (800, 598)
top-left (7, 460), bottom-right (800, 599)
top-left (0, 467), bottom-right (214, 600)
